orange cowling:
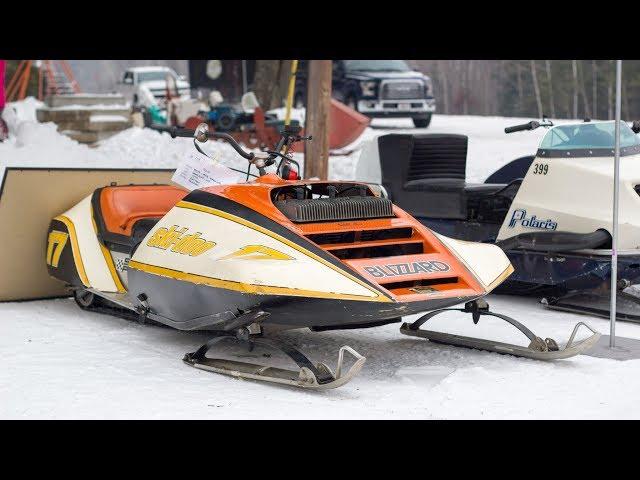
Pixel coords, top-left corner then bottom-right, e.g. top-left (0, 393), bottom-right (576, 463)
top-left (329, 99), bottom-right (370, 150)
top-left (99, 185), bottom-right (187, 236)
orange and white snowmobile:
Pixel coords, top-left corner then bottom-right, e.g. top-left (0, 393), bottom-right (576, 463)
top-left (42, 124), bottom-right (599, 389)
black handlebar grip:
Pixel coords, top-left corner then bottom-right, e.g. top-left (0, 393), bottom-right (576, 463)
top-left (151, 124), bottom-right (196, 138)
top-left (504, 121), bottom-right (538, 134)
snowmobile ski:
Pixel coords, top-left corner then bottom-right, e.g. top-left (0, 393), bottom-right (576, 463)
top-left (183, 330), bottom-right (366, 390)
top-left (542, 287), bottom-right (640, 323)
top-left (400, 299), bottom-right (600, 360)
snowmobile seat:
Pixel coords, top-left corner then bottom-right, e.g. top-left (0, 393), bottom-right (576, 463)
top-left (92, 184), bottom-right (188, 253)
top-left (378, 133), bottom-right (469, 219)
top-left (378, 134), bottom-right (517, 220)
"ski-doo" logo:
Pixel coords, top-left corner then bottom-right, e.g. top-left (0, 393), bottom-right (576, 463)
top-left (146, 225), bottom-right (216, 256)
top-left (363, 260), bottom-right (450, 278)
top-left (508, 209), bottom-right (557, 231)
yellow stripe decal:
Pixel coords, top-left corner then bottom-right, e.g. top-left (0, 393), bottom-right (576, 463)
top-left (54, 215), bottom-right (89, 287)
top-left (128, 260), bottom-right (384, 302)
top-left (90, 210), bottom-right (126, 293)
top-left (174, 200), bottom-right (392, 302)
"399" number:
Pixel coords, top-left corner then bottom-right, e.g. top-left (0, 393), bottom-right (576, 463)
top-left (533, 163), bottom-right (549, 175)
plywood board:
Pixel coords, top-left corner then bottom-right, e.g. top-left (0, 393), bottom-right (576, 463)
top-left (0, 168), bottom-right (173, 301)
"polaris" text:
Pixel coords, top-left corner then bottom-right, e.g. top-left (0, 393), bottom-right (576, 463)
top-left (508, 209), bottom-right (557, 230)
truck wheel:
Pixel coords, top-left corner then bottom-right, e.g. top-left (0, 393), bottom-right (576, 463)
top-left (345, 95), bottom-right (358, 112)
top-left (413, 115), bottom-right (432, 128)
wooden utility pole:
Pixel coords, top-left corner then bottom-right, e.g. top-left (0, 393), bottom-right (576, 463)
top-left (304, 60), bottom-right (332, 179)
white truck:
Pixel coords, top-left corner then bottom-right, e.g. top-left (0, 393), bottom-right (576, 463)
top-left (121, 66), bottom-right (191, 103)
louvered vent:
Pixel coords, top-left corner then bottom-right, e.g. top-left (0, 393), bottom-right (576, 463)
top-left (275, 196), bottom-right (394, 223)
top-left (406, 135), bottom-right (468, 182)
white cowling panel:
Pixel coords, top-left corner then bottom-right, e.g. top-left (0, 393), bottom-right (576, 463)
top-left (497, 154), bottom-right (640, 250)
top-left (62, 195), bottom-right (118, 292)
top-left (132, 206), bottom-right (381, 299)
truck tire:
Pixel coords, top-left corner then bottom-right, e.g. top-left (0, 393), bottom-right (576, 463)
top-left (344, 94), bottom-right (358, 112)
top-left (413, 114), bottom-right (432, 128)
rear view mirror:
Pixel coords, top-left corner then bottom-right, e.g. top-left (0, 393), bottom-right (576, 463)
top-left (195, 123), bottom-right (209, 143)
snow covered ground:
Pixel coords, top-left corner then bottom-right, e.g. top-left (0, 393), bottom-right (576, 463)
top-left (2, 99), bottom-right (638, 419)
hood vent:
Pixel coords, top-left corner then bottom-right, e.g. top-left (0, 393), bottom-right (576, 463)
top-left (275, 196), bottom-right (394, 223)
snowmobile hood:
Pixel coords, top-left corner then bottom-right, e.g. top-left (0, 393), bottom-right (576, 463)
top-left (156, 176), bottom-right (513, 303)
top-left (497, 121), bottom-right (640, 250)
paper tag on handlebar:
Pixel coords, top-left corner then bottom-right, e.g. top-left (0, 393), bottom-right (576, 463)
top-left (172, 151), bottom-right (243, 191)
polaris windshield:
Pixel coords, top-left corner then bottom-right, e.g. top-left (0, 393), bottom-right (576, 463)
top-left (539, 121), bottom-right (640, 151)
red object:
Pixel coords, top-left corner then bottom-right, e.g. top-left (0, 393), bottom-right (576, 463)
top-left (181, 98), bottom-right (370, 154)
top-left (0, 60), bottom-right (6, 110)
top-left (328, 99), bottom-right (370, 150)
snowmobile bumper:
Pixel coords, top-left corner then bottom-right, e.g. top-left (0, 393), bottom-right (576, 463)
top-left (400, 299), bottom-right (601, 360)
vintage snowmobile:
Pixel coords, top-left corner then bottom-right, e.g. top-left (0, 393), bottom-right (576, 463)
top-left (357, 119), bottom-right (640, 322)
top-left (43, 123), bottom-right (599, 389)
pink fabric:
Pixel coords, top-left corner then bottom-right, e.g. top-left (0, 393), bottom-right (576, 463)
top-left (0, 60), bottom-right (5, 110)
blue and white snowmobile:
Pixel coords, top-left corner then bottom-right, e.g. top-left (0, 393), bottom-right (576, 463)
top-left (356, 119), bottom-right (640, 321)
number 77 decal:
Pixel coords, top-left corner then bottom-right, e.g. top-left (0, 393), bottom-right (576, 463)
top-left (47, 231), bottom-right (69, 268)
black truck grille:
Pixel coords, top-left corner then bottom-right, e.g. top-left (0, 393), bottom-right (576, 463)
top-left (381, 81), bottom-right (424, 100)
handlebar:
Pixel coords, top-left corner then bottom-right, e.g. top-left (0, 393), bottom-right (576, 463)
top-left (153, 121), bottom-right (310, 179)
top-left (504, 121), bottom-right (540, 134)
top-left (152, 124), bottom-right (257, 161)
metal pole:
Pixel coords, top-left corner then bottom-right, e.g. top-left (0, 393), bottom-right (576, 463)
top-left (610, 59), bottom-right (622, 348)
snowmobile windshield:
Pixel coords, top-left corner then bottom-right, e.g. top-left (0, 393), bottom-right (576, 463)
top-left (344, 60), bottom-right (410, 72)
top-left (539, 121), bottom-right (640, 151)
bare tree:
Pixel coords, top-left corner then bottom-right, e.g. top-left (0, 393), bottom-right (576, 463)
top-left (592, 60), bottom-right (597, 119)
top-left (530, 60), bottom-right (543, 118)
top-left (544, 60), bottom-right (556, 118)
top-left (438, 60), bottom-right (450, 114)
top-left (608, 60), bottom-right (614, 119)
top-left (578, 61), bottom-right (592, 119)
top-left (253, 60), bottom-right (291, 110)
top-left (572, 60), bottom-right (579, 118)
top-left (516, 62), bottom-right (524, 115)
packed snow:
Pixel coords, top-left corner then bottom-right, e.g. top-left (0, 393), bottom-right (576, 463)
top-left (1, 98), bottom-right (638, 419)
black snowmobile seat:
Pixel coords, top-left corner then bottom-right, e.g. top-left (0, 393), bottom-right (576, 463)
top-left (378, 134), bottom-right (469, 219)
top-left (377, 134), bottom-right (511, 219)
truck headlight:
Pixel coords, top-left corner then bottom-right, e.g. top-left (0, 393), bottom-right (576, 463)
top-left (360, 81), bottom-right (377, 97)
top-left (424, 77), bottom-right (433, 97)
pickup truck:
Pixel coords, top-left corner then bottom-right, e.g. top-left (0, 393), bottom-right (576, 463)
top-left (295, 60), bottom-right (436, 128)
top-left (121, 66), bottom-right (191, 102)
